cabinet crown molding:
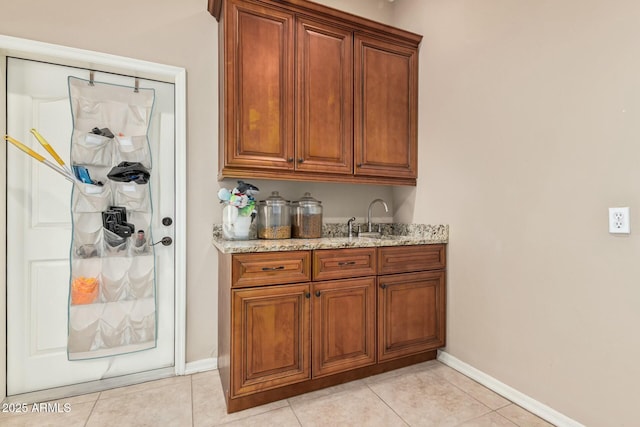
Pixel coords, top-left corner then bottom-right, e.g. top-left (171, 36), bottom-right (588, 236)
top-left (208, 0), bottom-right (422, 46)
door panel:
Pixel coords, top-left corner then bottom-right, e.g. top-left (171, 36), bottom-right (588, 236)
top-left (354, 35), bottom-right (418, 179)
top-left (312, 277), bottom-right (376, 377)
top-left (231, 283), bottom-right (311, 397)
top-left (378, 271), bottom-right (445, 361)
top-left (6, 58), bottom-right (175, 394)
top-left (296, 18), bottom-right (352, 174)
top-left (224, 0), bottom-right (295, 170)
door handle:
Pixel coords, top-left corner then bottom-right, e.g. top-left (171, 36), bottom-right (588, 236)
top-left (152, 236), bottom-right (173, 246)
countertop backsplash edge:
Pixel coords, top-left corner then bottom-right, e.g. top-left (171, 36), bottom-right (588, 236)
top-left (212, 223), bottom-right (449, 254)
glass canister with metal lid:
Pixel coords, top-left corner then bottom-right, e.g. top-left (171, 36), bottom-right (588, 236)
top-left (257, 191), bottom-right (291, 239)
top-left (291, 192), bottom-right (323, 238)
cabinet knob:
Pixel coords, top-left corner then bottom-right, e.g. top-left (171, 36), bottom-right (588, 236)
top-left (356, 163), bottom-right (362, 168)
top-left (298, 158), bottom-right (304, 163)
top-left (380, 284), bottom-right (387, 289)
top-left (305, 292), bottom-right (311, 299)
top-left (315, 290), bottom-right (321, 297)
top-left (287, 157), bottom-right (294, 162)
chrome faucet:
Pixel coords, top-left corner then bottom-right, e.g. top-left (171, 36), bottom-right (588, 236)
top-left (367, 198), bottom-right (389, 232)
top-left (347, 217), bottom-right (357, 237)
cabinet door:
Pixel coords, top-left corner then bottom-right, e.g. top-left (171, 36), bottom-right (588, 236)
top-left (378, 271), bottom-right (445, 361)
top-left (354, 34), bottom-right (418, 180)
top-left (312, 277), bottom-right (376, 377)
top-left (223, 0), bottom-right (295, 171)
top-left (231, 283), bottom-right (311, 397)
top-left (296, 18), bottom-right (353, 174)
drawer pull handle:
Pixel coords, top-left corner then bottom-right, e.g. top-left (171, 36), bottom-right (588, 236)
top-left (262, 266), bottom-right (285, 271)
top-left (338, 261), bottom-right (357, 266)
top-left (380, 284), bottom-right (387, 289)
top-left (315, 290), bottom-right (321, 297)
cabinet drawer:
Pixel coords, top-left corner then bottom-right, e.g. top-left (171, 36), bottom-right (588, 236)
top-left (378, 244), bottom-right (445, 275)
top-left (232, 251), bottom-right (311, 288)
top-left (313, 248), bottom-right (377, 281)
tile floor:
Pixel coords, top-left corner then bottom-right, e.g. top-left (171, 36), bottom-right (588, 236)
top-left (0, 360), bottom-right (554, 426)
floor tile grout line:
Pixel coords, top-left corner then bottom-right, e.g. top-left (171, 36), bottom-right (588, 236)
top-left (287, 398), bottom-right (306, 427)
top-left (365, 382), bottom-right (411, 427)
top-left (433, 366), bottom-right (511, 414)
top-left (83, 391), bottom-right (101, 427)
top-left (190, 374), bottom-right (195, 427)
top-left (451, 410), bottom-right (517, 427)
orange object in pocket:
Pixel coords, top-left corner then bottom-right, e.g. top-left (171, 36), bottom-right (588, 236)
top-left (71, 276), bottom-right (99, 305)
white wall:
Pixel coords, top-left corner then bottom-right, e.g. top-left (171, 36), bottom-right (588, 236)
top-left (393, 1), bottom-right (640, 425)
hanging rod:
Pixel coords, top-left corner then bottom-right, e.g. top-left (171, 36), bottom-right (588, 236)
top-left (89, 71), bottom-right (95, 86)
top-left (134, 78), bottom-right (139, 93)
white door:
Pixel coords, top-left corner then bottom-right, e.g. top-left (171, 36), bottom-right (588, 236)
top-left (6, 58), bottom-right (176, 395)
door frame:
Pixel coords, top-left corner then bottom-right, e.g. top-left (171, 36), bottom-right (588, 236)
top-left (0, 35), bottom-right (188, 401)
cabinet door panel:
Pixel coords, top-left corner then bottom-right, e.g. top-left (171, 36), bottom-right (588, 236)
top-left (378, 271), bottom-right (445, 361)
top-left (232, 284), bottom-right (310, 397)
top-left (354, 35), bottom-right (418, 179)
top-left (312, 277), bottom-right (376, 377)
top-left (296, 18), bottom-right (353, 174)
top-left (224, 0), bottom-right (294, 170)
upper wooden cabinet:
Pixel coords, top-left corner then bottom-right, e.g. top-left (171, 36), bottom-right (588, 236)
top-left (212, 0), bottom-right (422, 186)
top-left (296, 17), bottom-right (353, 175)
top-left (220, 0), bottom-right (295, 171)
top-left (354, 34), bottom-right (418, 180)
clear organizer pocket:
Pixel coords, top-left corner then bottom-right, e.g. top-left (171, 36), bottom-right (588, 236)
top-left (71, 132), bottom-right (113, 166)
top-left (103, 228), bottom-right (129, 256)
top-left (129, 298), bottom-right (156, 344)
top-left (114, 135), bottom-right (151, 169)
top-left (73, 213), bottom-right (103, 259)
top-left (70, 258), bottom-right (102, 305)
top-left (100, 302), bottom-right (130, 348)
top-left (69, 304), bottom-right (103, 353)
top-left (122, 105), bottom-right (151, 136)
top-left (101, 257), bottom-right (132, 302)
top-left (113, 182), bottom-right (150, 212)
top-left (71, 96), bottom-right (105, 131)
top-left (128, 212), bottom-right (152, 256)
top-left (129, 255), bottom-right (154, 299)
top-left (73, 183), bottom-right (112, 213)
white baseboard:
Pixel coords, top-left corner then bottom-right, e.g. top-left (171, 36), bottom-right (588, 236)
top-left (437, 350), bottom-right (584, 427)
top-left (184, 358), bottom-right (217, 375)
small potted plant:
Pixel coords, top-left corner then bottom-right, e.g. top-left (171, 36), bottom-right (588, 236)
top-left (218, 181), bottom-right (259, 240)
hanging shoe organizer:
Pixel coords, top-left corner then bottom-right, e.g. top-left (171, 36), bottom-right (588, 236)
top-left (67, 76), bottom-right (156, 360)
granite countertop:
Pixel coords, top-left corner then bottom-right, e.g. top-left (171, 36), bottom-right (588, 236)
top-left (212, 223), bottom-right (448, 254)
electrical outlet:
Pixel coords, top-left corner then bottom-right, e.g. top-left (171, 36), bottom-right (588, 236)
top-left (609, 207), bottom-right (630, 234)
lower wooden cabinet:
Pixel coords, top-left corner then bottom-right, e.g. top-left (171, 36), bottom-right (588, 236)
top-left (231, 283), bottom-right (311, 397)
top-left (312, 277), bottom-right (376, 377)
top-left (377, 270), bottom-right (446, 362)
top-left (230, 277), bottom-right (376, 397)
top-left (218, 244), bottom-right (446, 413)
